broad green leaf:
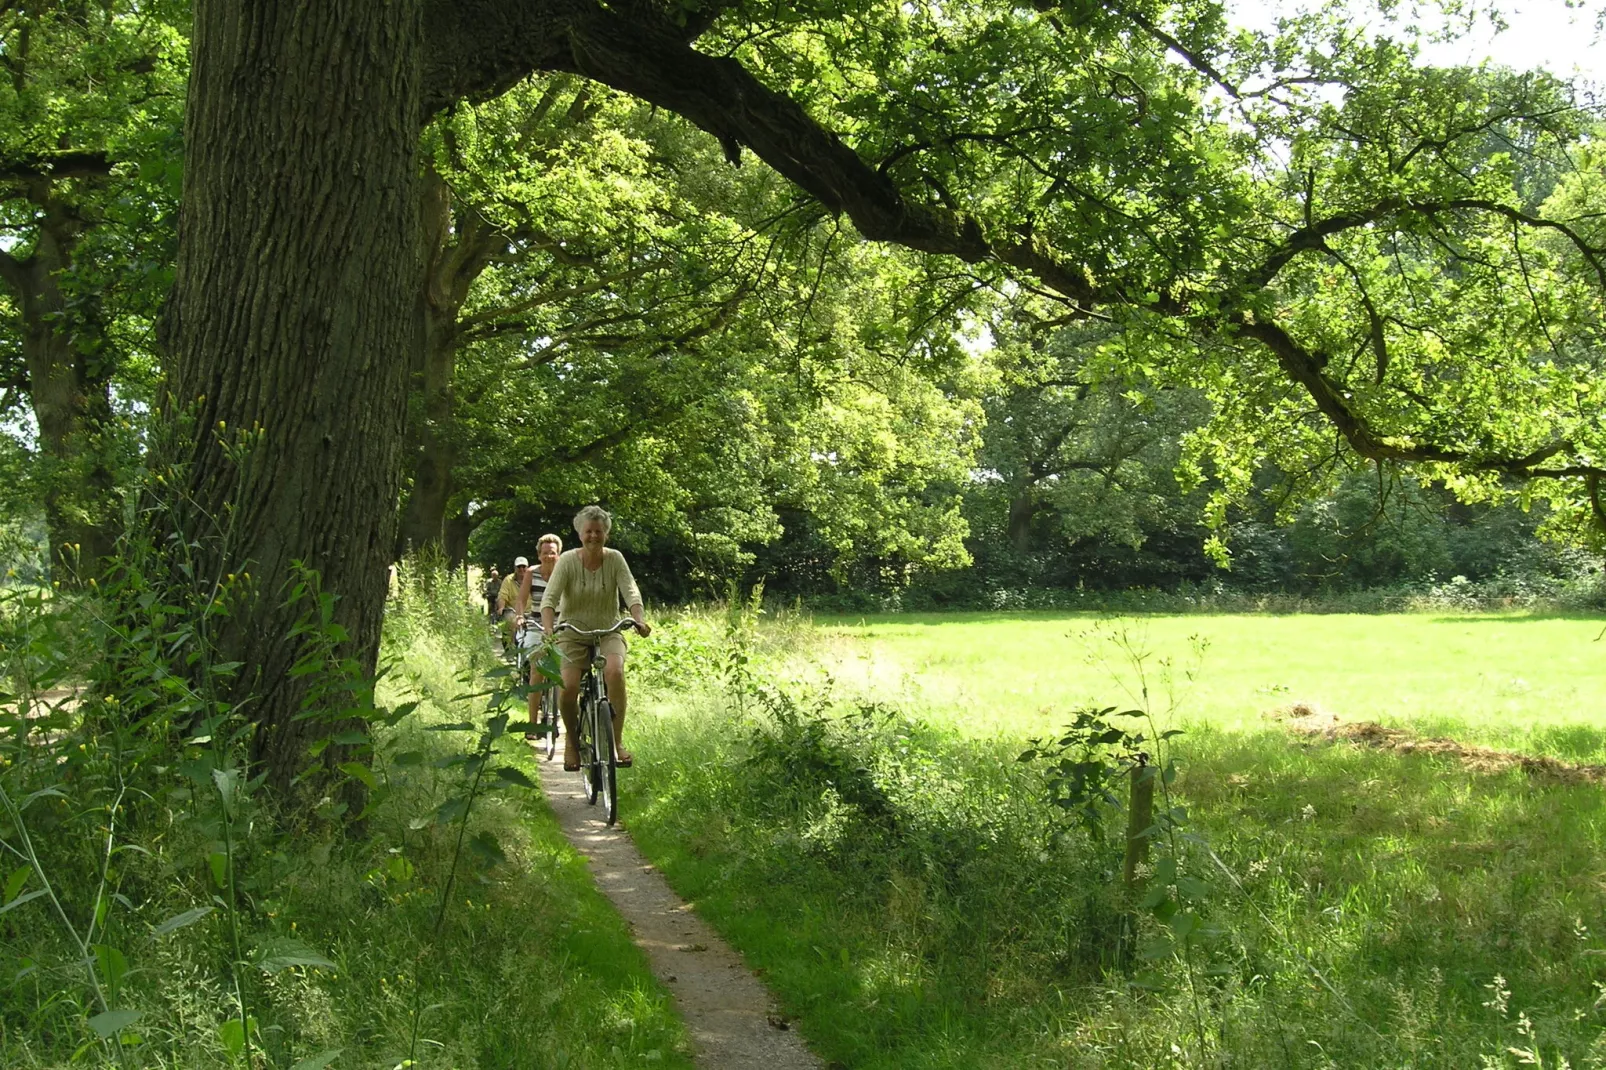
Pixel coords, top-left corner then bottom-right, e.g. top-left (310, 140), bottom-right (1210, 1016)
top-left (435, 796), bottom-right (470, 825)
top-left (92, 944), bottom-right (129, 993)
top-left (467, 830), bottom-right (506, 866)
top-left (257, 939), bottom-right (337, 973)
top-left (0, 888), bottom-right (47, 915)
top-left (88, 1009), bottom-right (142, 1038)
top-left (219, 1018), bottom-right (246, 1057)
top-left (338, 762), bottom-right (377, 790)
top-left (3, 866), bottom-right (28, 905)
top-left (494, 766), bottom-right (538, 789)
top-left (211, 767), bottom-right (240, 813)
top-left (208, 852), bottom-right (228, 889)
top-left (153, 906), bottom-right (213, 936)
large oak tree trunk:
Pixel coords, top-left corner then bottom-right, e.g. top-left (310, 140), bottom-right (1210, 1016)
top-left (161, 0), bottom-right (423, 794)
top-left (444, 506), bottom-right (473, 569)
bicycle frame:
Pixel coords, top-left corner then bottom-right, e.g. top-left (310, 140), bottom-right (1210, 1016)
top-left (555, 619), bottom-right (636, 825)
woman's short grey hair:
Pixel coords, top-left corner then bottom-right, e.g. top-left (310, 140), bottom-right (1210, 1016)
top-left (573, 505), bottom-right (612, 536)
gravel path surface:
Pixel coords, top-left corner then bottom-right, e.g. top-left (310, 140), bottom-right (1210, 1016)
top-left (533, 749), bottom-right (824, 1070)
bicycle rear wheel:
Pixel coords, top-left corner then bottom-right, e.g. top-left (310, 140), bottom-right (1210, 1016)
top-left (596, 699), bottom-right (618, 825)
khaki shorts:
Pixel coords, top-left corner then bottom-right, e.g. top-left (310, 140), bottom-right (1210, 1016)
top-left (556, 630), bottom-right (627, 668)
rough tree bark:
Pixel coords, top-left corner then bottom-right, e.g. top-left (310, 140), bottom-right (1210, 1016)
top-left (444, 506), bottom-right (474, 568)
top-left (1006, 492), bottom-right (1038, 555)
top-left (161, 1), bottom-right (423, 794)
top-left (0, 186), bottom-right (120, 579)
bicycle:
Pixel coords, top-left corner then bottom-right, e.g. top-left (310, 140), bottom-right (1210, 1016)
top-left (514, 614), bottom-right (559, 761)
top-left (552, 618), bottom-right (639, 826)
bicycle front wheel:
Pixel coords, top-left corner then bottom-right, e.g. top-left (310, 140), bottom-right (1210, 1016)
top-left (541, 687), bottom-right (558, 761)
top-left (596, 699), bottom-right (618, 826)
top-left (577, 695), bottom-right (599, 805)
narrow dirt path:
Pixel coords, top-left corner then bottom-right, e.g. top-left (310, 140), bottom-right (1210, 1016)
top-left (532, 751), bottom-right (823, 1070)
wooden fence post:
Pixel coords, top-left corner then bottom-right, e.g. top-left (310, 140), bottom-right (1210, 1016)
top-left (1122, 756), bottom-right (1155, 895)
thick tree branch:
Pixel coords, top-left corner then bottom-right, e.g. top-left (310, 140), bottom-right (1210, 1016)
top-left (0, 245), bottom-right (26, 293)
top-left (0, 150), bottom-right (114, 183)
top-left (1100, 1), bottom-right (1240, 99)
top-left (1240, 317), bottom-right (1604, 477)
top-left (1249, 196), bottom-right (1606, 292)
top-left (425, 0), bottom-right (1103, 303)
top-left (430, 1), bottom-right (1606, 490)
top-left (458, 264), bottom-right (653, 333)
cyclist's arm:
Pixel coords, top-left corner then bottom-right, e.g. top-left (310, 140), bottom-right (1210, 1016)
top-left (539, 554), bottom-right (566, 635)
top-left (612, 552), bottom-right (650, 637)
top-left (517, 568), bottom-right (533, 616)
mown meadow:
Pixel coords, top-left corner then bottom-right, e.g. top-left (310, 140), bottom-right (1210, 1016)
top-left (808, 611), bottom-right (1606, 755)
top-left (621, 603), bottom-right (1606, 1069)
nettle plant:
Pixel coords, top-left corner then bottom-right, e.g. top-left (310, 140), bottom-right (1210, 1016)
top-left (1018, 631), bottom-right (1226, 991)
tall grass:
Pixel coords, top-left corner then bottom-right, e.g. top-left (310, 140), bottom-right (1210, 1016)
top-left (1, 555), bottom-right (692, 1068)
top-left (622, 605), bottom-right (1606, 1068)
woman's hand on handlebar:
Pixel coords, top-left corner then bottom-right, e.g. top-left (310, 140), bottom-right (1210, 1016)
top-left (633, 619), bottom-right (651, 638)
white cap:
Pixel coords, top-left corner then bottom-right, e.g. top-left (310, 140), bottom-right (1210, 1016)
top-left (513, 556), bottom-right (529, 567)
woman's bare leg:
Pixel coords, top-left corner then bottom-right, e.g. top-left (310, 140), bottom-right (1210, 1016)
top-left (603, 652), bottom-right (628, 757)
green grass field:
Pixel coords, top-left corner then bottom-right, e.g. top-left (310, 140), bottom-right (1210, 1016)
top-left (619, 607), bottom-right (1606, 1068)
top-left (808, 611), bottom-right (1606, 759)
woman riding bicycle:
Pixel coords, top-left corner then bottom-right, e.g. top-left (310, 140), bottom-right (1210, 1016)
top-left (540, 505), bottom-right (651, 771)
top-left (517, 533), bottom-right (562, 744)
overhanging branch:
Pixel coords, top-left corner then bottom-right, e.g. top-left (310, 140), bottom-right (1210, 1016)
top-left (1240, 318), bottom-right (1605, 478)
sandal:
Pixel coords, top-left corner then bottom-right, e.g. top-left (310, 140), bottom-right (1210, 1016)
top-left (615, 750), bottom-right (634, 768)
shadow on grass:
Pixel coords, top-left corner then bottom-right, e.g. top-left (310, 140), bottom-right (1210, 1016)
top-left (1424, 612), bottom-right (1606, 625)
top-left (1185, 728), bottom-right (1606, 1011)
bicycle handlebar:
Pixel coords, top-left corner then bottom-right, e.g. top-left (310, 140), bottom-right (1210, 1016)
top-left (551, 618), bottom-right (641, 638)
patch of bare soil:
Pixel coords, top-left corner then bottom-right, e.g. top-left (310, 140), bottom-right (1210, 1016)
top-left (8, 687), bottom-right (79, 748)
top-left (1271, 702), bottom-right (1606, 785)
top-left (532, 749), bottom-right (823, 1070)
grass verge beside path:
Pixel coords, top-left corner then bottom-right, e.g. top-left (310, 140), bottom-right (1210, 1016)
top-left (618, 607), bottom-right (1606, 1068)
top-left (1, 572), bottom-right (693, 1069)
top-left (299, 578), bottom-right (697, 1068)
